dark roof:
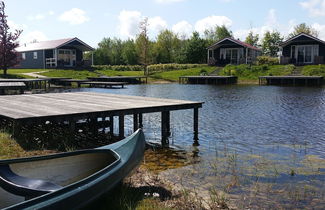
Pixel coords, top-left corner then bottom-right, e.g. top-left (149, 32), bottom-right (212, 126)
top-left (16, 37), bottom-right (94, 52)
top-left (208, 37), bottom-right (262, 51)
top-left (280, 32), bottom-right (325, 47)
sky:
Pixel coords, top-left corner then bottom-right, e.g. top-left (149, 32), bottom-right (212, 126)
top-left (4, 0), bottom-right (325, 48)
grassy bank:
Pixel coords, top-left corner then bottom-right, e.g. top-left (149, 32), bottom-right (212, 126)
top-left (301, 64), bottom-right (325, 77)
top-left (7, 64), bottom-right (325, 84)
top-left (150, 67), bottom-right (217, 82)
top-left (219, 64), bottom-right (295, 82)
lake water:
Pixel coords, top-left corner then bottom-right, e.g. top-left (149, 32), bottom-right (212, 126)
top-left (72, 84), bottom-right (325, 208)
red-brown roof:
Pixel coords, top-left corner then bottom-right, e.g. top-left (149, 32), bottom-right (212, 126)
top-left (16, 38), bottom-right (94, 52)
top-left (208, 37), bottom-right (262, 51)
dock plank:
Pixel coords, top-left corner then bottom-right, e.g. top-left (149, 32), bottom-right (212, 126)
top-left (0, 92), bottom-right (202, 120)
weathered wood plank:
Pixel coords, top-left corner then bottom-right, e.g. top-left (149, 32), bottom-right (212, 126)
top-left (0, 92), bottom-right (203, 120)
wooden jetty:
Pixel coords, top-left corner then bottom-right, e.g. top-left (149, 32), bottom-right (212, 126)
top-left (0, 92), bottom-right (202, 146)
top-left (78, 81), bottom-right (127, 88)
top-left (88, 76), bottom-right (147, 84)
top-left (52, 79), bottom-right (90, 86)
top-left (0, 82), bottom-right (26, 94)
top-left (0, 79), bottom-right (50, 90)
top-left (179, 76), bottom-right (237, 85)
top-left (259, 76), bottom-right (324, 86)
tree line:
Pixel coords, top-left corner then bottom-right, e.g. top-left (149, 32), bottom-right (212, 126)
top-left (93, 22), bottom-right (320, 65)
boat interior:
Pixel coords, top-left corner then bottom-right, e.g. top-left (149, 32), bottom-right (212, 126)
top-left (0, 150), bottom-right (119, 209)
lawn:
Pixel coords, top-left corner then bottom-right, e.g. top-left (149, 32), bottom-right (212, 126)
top-left (40, 69), bottom-right (99, 79)
top-left (150, 66), bottom-right (217, 82)
top-left (219, 64), bottom-right (295, 81)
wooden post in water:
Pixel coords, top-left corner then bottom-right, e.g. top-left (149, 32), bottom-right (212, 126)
top-left (133, 114), bottom-right (138, 132)
top-left (161, 111), bottom-right (170, 146)
top-left (193, 107), bottom-right (199, 146)
top-left (109, 116), bottom-right (114, 136)
top-left (119, 115), bottom-right (124, 138)
top-left (12, 121), bottom-right (22, 139)
top-left (138, 113), bottom-right (143, 128)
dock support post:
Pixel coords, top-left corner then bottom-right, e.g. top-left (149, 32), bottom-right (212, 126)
top-left (133, 114), bottom-right (138, 131)
top-left (12, 121), bottom-right (22, 139)
top-left (119, 115), bottom-right (124, 139)
top-left (109, 116), bottom-right (114, 136)
top-left (161, 111), bottom-right (170, 146)
top-left (193, 108), bottom-right (199, 146)
top-left (139, 113), bottom-right (143, 128)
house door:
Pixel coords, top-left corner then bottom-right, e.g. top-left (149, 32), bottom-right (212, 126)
top-left (296, 45), bottom-right (313, 64)
top-left (297, 46), bottom-right (304, 63)
top-left (224, 48), bottom-right (239, 64)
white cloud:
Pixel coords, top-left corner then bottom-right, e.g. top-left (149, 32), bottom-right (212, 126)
top-left (312, 23), bottom-right (325, 39)
top-left (7, 20), bottom-right (27, 32)
top-left (19, 31), bottom-right (48, 44)
top-left (194, 15), bottom-right (232, 34)
top-left (59, 8), bottom-right (89, 25)
top-left (155, 0), bottom-right (186, 4)
top-left (172, 21), bottom-right (193, 38)
top-left (118, 10), bottom-right (168, 39)
top-left (118, 10), bottom-right (142, 38)
top-left (48, 11), bottom-right (55, 16)
top-left (148, 16), bottom-right (168, 37)
top-left (28, 14), bottom-right (45, 21)
top-left (300, 0), bottom-right (325, 17)
top-left (233, 9), bottom-right (291, 42)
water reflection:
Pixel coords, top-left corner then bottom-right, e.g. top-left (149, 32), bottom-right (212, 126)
top-left (66, 84), bottom-right (325, 208)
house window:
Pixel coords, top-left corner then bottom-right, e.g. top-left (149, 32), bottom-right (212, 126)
top-left (33, 52), bottom-right (38, 59)
top-left (22, 53), bottom-right (26, 60)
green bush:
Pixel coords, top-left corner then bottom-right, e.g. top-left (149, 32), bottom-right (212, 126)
top-left (147, 64), bottom-right (208, 74)
top-left (256, 56), bottom-right (279, 65)
top-left (93, 65), bottom-right (144, 71)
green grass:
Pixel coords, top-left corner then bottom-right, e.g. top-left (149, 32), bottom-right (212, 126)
top-left (96, 70), bottom-right (145, 77)
top-left (150, 67), bottom-right (217, 82)
top-left (219, 64), bottom-right (295, 81)
top-left (301, 64), bottom-right (325, 77)
top-left (40, 69), bottom-right (99, 79)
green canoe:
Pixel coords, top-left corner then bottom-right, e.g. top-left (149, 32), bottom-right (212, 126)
top-left (0, 129), bottom-right (145, 209)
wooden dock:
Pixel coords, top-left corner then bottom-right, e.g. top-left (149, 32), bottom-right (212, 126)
top-left (259, 76), bottom-right (324, 86)
top-left (78, 81), bottom-right (127, 88)
top-left (179, 76), bottom-right (237, 85)
top-left (0, 82), bottom-right (26, 94)
top-left (0, 92), bottom-right (202, 146)
top-left (0, 79), bottom-right (50, 90)
top-left (88, 76), bottom-right (147, 84)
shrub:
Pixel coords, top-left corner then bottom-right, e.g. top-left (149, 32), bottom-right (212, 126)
top-left (93, 65), bottom-right (144, 71)
top-left (256, 56), bottom-right (279, 65)
top-left (147, 64), bottom-right (208, 74)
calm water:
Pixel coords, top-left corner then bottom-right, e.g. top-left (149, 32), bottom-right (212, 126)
top-left (72, 84), bottom-right (325, 208)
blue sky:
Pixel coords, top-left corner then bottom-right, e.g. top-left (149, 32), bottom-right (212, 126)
top-left (5, 0), bottom-right (325, 47)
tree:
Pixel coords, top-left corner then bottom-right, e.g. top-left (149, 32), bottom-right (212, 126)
top-left (121, 39), bottom-right (138, 65)
top-left (288, 23), bottom-right (319, 38)
top-left (204, 25), bottom-right (233, 45)
top-left (185, 32), bottom-right (207, 63)
top-left (262, 30), bottom-right (283, 57)
top-left (93, 38), bottom-right (112, 65)
top-left (245, 31), bottom-right (259, 47)
top-left (136, 17), bottom-right (150, 75)
top-left (0, 1), bottom-right (22, 75)
top-left (154, 29), bottom-right (180, 63)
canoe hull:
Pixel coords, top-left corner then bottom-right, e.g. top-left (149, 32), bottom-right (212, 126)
top-left (0, 129), bottom-right (145, 210)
